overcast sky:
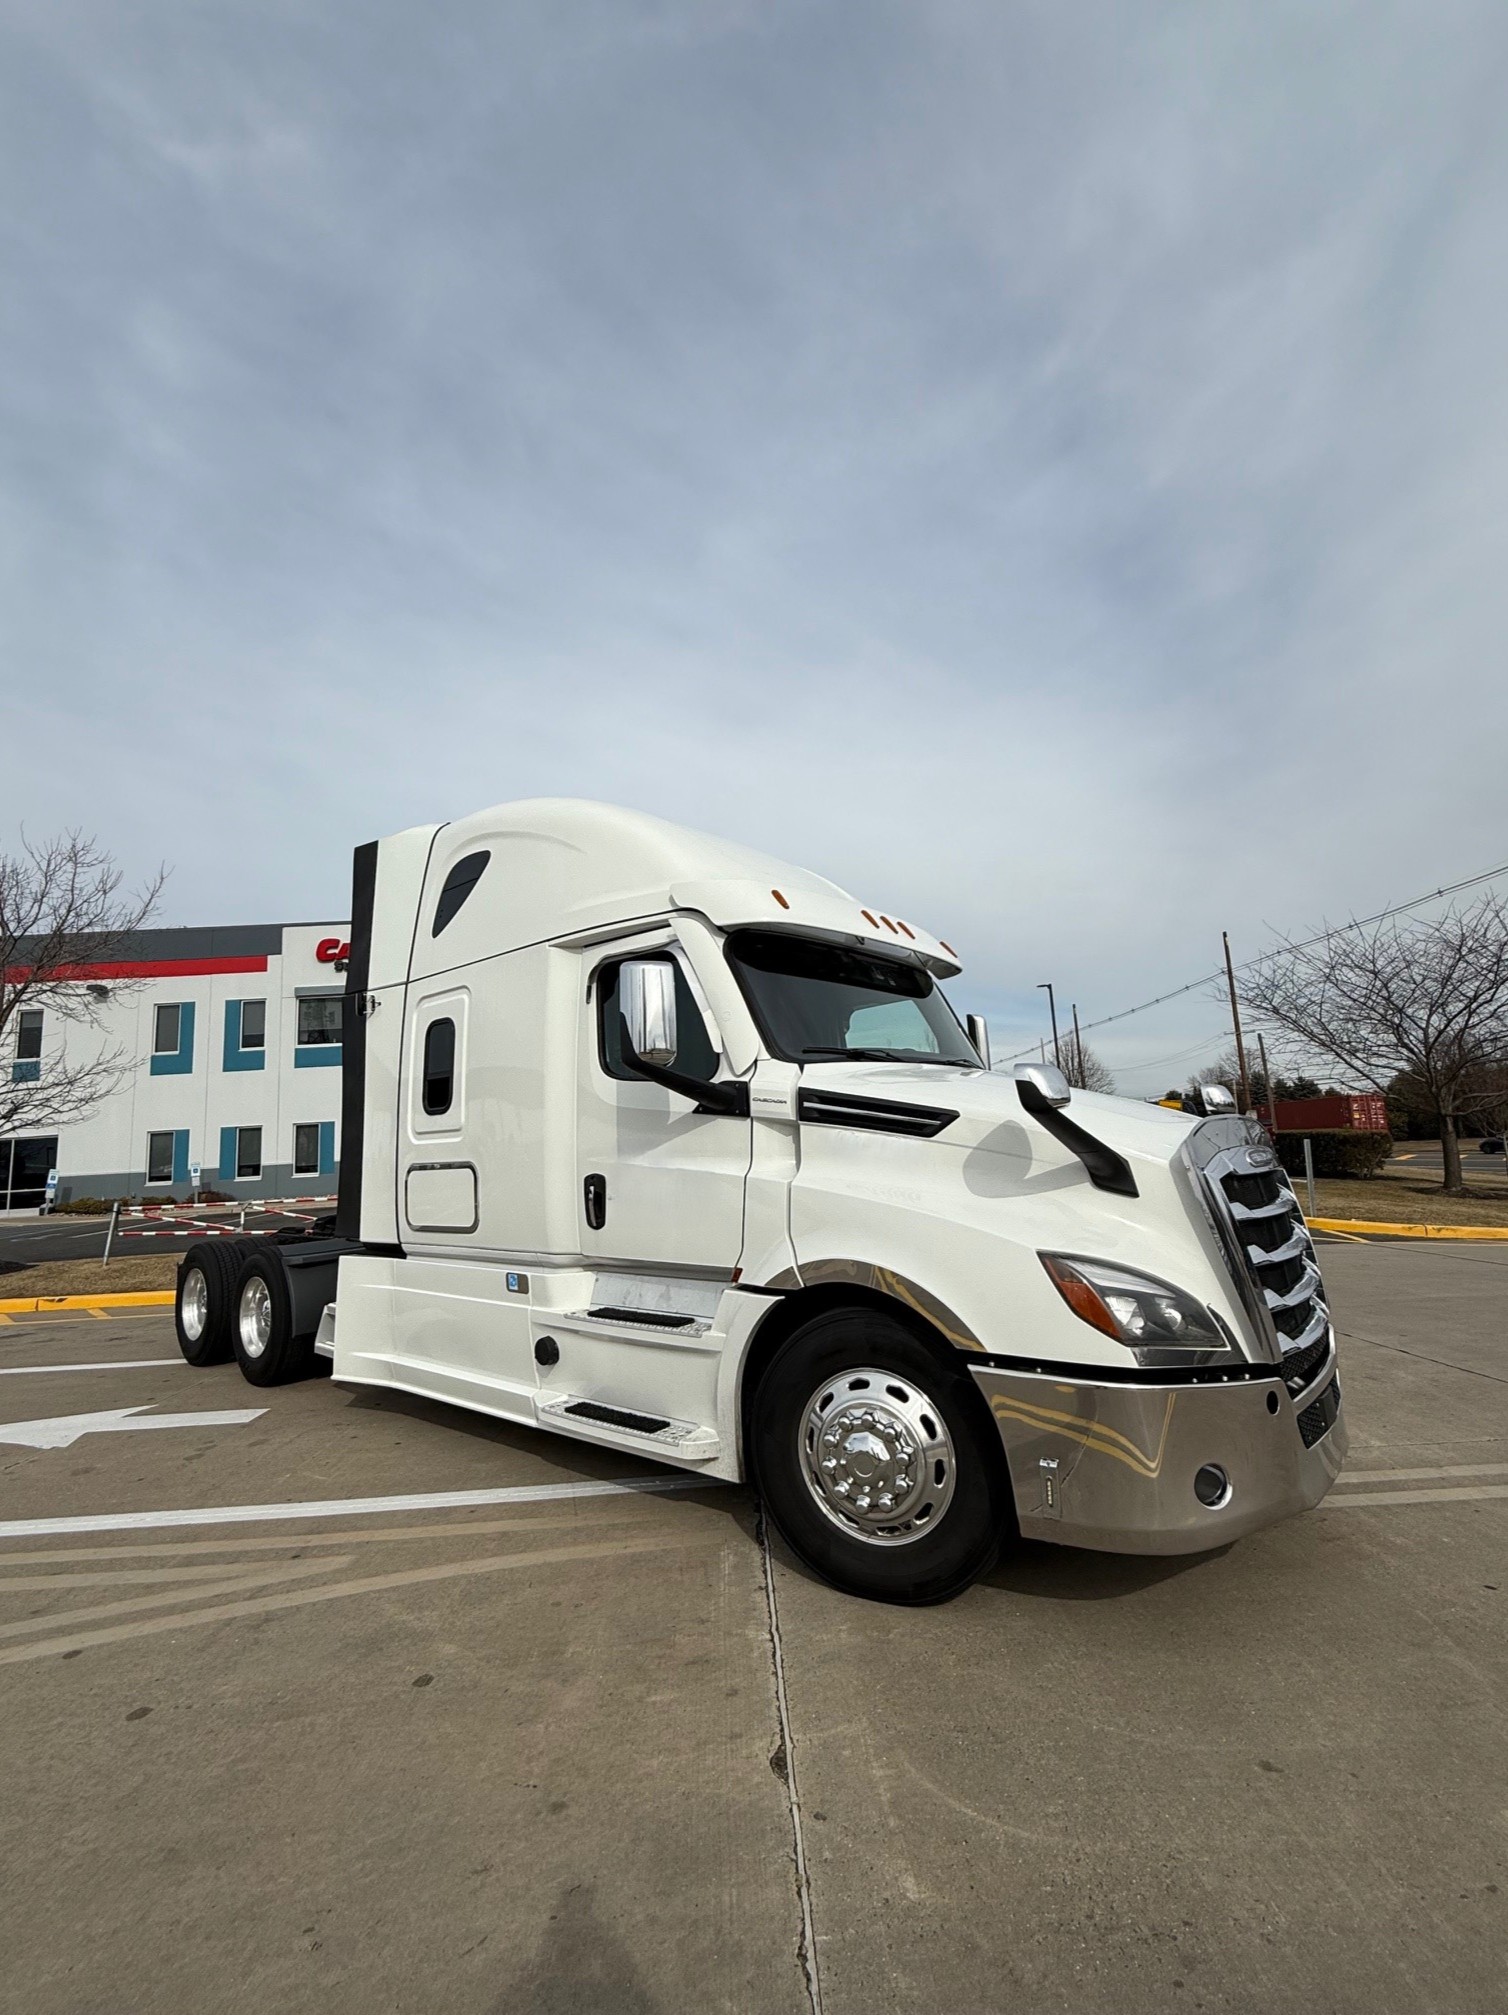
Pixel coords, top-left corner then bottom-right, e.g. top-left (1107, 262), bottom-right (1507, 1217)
top-left (5, 2), bottom-right (1508, 1091)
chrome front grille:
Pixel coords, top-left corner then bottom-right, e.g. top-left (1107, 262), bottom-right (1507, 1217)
top-left (1181, 1122), bottom-right (1333, 1375)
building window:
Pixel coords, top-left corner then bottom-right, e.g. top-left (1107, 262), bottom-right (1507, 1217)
top-left (240, 999), bottom-right (266, 1049)
top-left (151, 1001), bottom-right (195, 1077)
top-left (146, 1132), bottom-right (175, 1185)
top-left (16, 1009), bottom-right (43, 1060)
top-left (297, 997), bottom-right (344, 1046)
top-left (422, 1017), bottom-right (456, 1115)
top-left (293, 1123), bottom-right (320, 1176)
top-left (236, 1127), bottom-right (263, 1180)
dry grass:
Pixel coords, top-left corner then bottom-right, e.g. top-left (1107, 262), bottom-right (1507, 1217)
top-left (0, 1253), bottom-right (179, 1299)
top-left (1302, 1165), bottom-right (1508, 1228)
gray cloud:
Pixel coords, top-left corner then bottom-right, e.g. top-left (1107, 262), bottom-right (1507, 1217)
top-left (4, 1), bottom-right (1507, 1089)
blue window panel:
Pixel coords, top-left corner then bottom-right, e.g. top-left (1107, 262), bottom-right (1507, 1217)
top-left (223, 1000), bottom-right (265, 1073)
top-left (218, 1126), bottom-right (238, 1183)
top-left (294, 1044), bottom-right (343, 1069)
top-left (150, 1001), bottom-right (196, 1077)
top-left (10, 1059), bottom-right (40, 1084)
top-left (171, 1131), bottom-right (190, 1185)
top-left (317, 1121), bottom-right (336, 1178)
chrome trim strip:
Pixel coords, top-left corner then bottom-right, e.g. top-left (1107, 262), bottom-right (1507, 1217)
top-left (762, 1260), bottom-right (984, 1353)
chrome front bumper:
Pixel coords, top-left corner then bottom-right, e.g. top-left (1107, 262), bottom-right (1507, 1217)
top-left (970, 1353), bottom-right (1346, 1555)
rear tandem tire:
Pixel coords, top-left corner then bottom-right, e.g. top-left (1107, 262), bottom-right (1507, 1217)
top-left (230, 1247), bottom-right (315, 1386)
top-left (749, 1307), bottom-right (1012, 1606)
top-left (174, 1241), bottom-right (238, 1367)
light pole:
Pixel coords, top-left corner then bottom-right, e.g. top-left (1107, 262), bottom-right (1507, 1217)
top-left (1037, 982), bottom-right (1061, 1071)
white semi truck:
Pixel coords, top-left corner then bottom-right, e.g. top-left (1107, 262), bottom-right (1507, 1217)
top-left (174, 799), bottom-right (1345, 1603)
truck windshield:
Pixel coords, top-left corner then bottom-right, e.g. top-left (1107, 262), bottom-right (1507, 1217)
top-left (725, 929), bottom-right (979, 1066)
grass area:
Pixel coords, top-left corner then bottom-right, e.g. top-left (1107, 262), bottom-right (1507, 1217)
top-left (1303, 1165), bottom-right (1508, 1227)
top-left (0, 1253), bottom-right (179, 1299)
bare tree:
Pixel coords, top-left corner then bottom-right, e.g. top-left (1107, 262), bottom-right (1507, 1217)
top-left (0, 832), bottom-right (168, 1140)
top-left (1063, 1034), bottom-right (1115, 1094)
top-left (1240, 895), bottom-right (1508, 1192)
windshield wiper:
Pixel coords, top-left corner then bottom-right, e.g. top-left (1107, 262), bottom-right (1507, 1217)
top-left (799, 1046), bottom-right (908, 1060)
top-left (799, 1047), bottom-right (972, 1065)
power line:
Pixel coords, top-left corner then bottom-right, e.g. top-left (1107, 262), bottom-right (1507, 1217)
top-left (998, 855), bottom-right (1508, 1065)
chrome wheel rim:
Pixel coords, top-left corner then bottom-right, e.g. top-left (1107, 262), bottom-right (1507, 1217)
top-left (239, 1276), bottom-right (272, 1359)
top-left (180, 1266), bottom-right (209, 1343)
top-left (798, 1366), bottom-right (957, 1546)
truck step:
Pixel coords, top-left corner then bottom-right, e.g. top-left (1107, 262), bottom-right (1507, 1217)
top-left (587, 1305), bottom-right (700, 1329)
top-left (535, 1393), bottom-right (722, 1462)
top-left (552, 1307), bottom-right (715, 1347)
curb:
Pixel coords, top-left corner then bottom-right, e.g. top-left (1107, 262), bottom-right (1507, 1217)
top-left (0, 1291), bottom-right (177, 1315)
top-left (1308, 1217), bottom-right (1508, 1241)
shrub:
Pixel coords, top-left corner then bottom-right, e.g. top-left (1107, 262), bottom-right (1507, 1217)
top-left (52, 1196), bottom-right (122, 1215)
top-left (1275, 1130), bottom-right (1393, 1180)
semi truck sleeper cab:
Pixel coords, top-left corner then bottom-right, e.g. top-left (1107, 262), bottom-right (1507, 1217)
top-left (174, 799), bottom-right (1346, 1603)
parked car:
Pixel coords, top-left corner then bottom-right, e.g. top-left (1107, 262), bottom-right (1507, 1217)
top-left (1479, 1135), bottom-right (1505, 1155)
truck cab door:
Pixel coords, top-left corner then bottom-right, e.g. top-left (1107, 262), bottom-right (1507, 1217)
top-left (576, 946), bottom-right (750, 1273)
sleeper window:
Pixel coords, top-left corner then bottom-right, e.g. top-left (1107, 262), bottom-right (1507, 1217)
top-left (422, 1018), bottom-right (456, 1115)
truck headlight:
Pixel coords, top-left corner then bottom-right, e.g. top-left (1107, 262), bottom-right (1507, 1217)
top-left (1040, 1253), bottom-right (1237, 1365)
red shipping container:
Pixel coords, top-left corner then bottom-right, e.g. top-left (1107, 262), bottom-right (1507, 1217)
top-left (1272, 1094), bottom-right (1388, 1133)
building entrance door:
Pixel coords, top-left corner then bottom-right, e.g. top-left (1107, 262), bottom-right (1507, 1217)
top-left (0, 1136), bottom-right (58, 1211)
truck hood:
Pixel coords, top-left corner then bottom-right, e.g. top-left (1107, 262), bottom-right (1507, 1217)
top-left (798, 1061), bottom-right (1201, 1173)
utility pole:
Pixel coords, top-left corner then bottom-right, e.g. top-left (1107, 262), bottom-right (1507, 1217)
top-left (1256, 1031), bottom-right (1279, 1136)
top-left (1221, 931), bottom-right (1252, 1114)
top-left (1071, 1002), bottom-right (1084, 1088)
top-left (1037, 982), bottom-right (1061, 1071)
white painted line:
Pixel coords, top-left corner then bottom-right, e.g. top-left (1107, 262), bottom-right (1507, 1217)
top-left (1335, 1463), bottom-right (1508, 1483)
top-left (0, 1359), bottom-right (184, 1377)
top-left (0, 1473), bottom-right (723, 1540)
top-left (1325, 1484), bottom-right (1508, 1508)
top-left (0, 1406), bottom-right (266, 1450)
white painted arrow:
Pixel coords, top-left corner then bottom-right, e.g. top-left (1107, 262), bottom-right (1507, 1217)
top-left (0, 1405), bottom-right (266, 1451)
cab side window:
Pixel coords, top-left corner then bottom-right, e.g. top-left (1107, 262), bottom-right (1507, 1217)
top-left (597, 958), bottom-right (718, 1084)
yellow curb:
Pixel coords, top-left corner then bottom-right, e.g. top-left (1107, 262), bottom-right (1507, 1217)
top-left (0, 1291), bottom-right (177, 1314)
top-left (1309, 1217), bottom-right (1508, 1241)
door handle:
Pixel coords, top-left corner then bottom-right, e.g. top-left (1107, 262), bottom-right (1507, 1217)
top-left (583, 1172), bottom-right (606, 1230)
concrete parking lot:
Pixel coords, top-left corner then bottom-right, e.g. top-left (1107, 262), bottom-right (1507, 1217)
top-left (1, 1243), bottom-right (1504, 2014)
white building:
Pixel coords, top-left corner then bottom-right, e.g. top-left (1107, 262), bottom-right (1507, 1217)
top-left (2, 922), bottom-right (350, 1212)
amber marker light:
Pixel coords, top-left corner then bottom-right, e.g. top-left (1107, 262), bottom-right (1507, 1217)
top-left (771, 888), bottom-right (790, 909)
top-left (1040, 1255), bottom-right (1122, 1340)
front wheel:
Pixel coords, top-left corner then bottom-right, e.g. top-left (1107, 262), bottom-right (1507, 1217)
top-left (749, 1307), bottom-right (1012, 1604)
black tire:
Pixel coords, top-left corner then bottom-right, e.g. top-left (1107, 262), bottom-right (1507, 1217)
top-left (230, 1247), bottom-right (315, 1386)
top-left (174, 1241), bottom-right (238, 1366)
top-left (749, 1306), bottom-right (1012, 1605)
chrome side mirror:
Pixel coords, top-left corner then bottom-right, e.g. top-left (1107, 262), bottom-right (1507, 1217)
top-left (1188, 1083), bottom-right (1236, 1116)
top-left (965, 1014), bottom-right (991, 1068)
top-left (620, 960), bottom-right (678, 1069)
top-left (1012, 1062), bottom-right (1071, 1108)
